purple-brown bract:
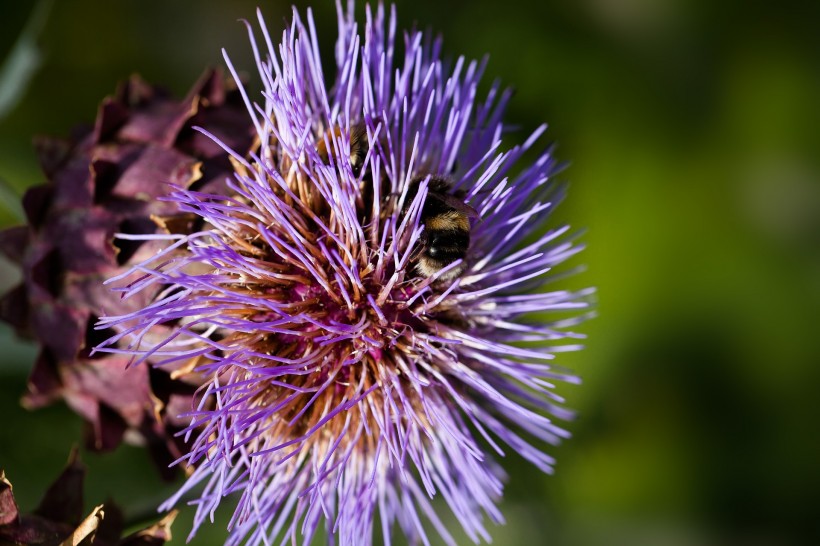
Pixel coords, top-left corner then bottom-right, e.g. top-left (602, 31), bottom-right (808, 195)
top-left (0, 69), bottom-right (255, 474)
top-left (97, 2), bottom-right (592, 544)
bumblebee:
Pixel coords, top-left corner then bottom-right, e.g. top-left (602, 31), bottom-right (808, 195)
top-left (404, 175), bottom-right (477, 281)
top-left (316, 123), bottom-right (369, 177)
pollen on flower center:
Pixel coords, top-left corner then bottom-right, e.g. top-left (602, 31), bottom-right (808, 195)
top-left (193, 155), bottom-right (452, 454)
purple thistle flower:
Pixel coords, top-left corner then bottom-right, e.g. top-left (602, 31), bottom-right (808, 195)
top-left (97, 2), bottom-right (592, 545)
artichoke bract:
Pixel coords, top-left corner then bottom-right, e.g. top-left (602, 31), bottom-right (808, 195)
top-left (0, 69), bottom-right (255, 476)
top-left (0, 450), bottom-right (177, 545)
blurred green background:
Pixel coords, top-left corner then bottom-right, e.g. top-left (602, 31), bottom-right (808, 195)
top-left (1, 1), bottom-right (819, 544)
